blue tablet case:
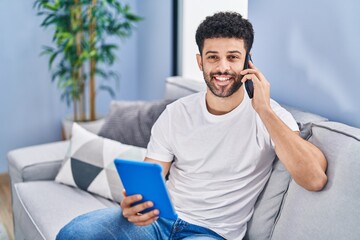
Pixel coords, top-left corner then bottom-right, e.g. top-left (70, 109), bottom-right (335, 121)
top-left (114, 159), bottom-right (178, 220)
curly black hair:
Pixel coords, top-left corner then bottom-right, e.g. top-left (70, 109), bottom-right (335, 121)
top-left (195, 12), bottom-right (254, 54)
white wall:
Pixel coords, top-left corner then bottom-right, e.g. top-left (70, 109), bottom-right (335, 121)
top-left (178, 0), bottom-right (248, 81)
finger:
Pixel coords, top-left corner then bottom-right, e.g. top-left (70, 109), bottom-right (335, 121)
top-left (123, 201), bottom-right (154, 218)
top-left (122, 189), bottom-right (127, 197)
top-left (241, 74), bottom-right (259, 84)
top-left (133, 216), bottom-right (159, 226)
top-left (128, 209), bottom-right (159, 224)
top-left (121, 194), bottom-right (142, 208)
top-left (241, 68), bottom-right (261, 77)
top-left (248, 73), bottom-right (270, 89)
top-left (241, 69), bottom-right (267, 84)
top-left (131, 201), bottom-right (154, 215)
top-left (128, 210), bottom-right (159, 226)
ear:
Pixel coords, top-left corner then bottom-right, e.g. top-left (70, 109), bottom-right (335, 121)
top-left (196, 54), bottom-right (203, 71)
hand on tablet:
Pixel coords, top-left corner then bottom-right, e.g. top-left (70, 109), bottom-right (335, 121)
top-left (120, 190), bottom-right (160, 226)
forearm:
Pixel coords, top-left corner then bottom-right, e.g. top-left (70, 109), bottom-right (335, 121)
top-left (259, 108), bottom-right (327, 191)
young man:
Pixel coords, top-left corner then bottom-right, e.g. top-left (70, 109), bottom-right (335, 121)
top-left (57, 12), bottom-right (327, 240)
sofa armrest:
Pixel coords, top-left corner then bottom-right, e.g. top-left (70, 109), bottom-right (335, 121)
top-left (7, 141), bottom-right (69, 186)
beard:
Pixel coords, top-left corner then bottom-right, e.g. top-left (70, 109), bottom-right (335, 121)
top-left (202, 68), bottom-right (243, 98)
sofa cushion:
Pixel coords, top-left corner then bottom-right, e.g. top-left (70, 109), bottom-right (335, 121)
top-left (245, 107), bottom-right (327, 240)
top-left (55, 123), bottom-right (146, 203)
top-left (13, 181), bottom-right (118, 240)
top-left (244, 157), bottom-right (290, 240)
top-left (271, 121), bottom-right (360, 240)
top-left (98, 99), bottom-right (173, 148)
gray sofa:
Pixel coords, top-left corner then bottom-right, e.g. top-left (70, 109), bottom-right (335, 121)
top-left (7, 77), bottom-right (360, 240)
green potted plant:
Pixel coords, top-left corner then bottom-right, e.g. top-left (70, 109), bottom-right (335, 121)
top-left (34, 0), bottom-right (142, 138)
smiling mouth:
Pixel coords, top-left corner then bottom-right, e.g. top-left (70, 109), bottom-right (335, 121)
top-left (213, 75), bottom-right (233, 86)
top-left (215, 76), bottom-right (231, 81)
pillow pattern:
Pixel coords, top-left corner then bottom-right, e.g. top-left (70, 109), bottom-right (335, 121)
top-left (55, 123), bottom-right (146, 203)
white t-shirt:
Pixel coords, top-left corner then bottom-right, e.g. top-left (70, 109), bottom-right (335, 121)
top-left (146, 90), bottom-right (299, 239)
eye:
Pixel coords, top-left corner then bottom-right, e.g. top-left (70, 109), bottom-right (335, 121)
top-left (207, 55), bottom-right (218, 59)
top-left (227, 55), bottom-right (240, 61)
top-left (207, 55), bottom-right (219, 62)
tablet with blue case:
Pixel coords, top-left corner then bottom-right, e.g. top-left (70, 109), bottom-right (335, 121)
top-left (114, 159), bottom-right (178, 220)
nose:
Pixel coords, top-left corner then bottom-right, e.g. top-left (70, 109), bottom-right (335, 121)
top-left (217, 58), bottom-right (230, 73)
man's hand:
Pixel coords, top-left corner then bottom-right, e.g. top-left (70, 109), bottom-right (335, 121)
top-left (241, 60), bottom-right (271, 115)
top-left (120, 190), bottom-right (159, 226)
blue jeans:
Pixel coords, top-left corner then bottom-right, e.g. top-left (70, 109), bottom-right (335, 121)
top-left (56, 207), bottom-right (224, 240)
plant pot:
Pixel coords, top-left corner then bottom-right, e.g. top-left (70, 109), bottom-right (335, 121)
top-left (62, 116), bottom-right (105, 140)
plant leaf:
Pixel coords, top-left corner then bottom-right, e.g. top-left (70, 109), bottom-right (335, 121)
top-left (98, 84), bottom-right (116, 98)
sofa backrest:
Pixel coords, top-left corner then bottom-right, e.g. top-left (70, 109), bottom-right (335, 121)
top-left (165, 76), bottom-right (206, 99)
top-left (270, 121), bottom-right (360, 240)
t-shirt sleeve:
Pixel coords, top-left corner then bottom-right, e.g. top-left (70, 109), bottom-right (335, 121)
top-left (268, 99), bottom-right (299, 147)
top-left (146, 107), bottom-right (174, 162)
top-left (270, 99), bottom-right (299, 132)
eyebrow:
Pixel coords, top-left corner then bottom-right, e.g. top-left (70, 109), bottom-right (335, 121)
top-left (205, 51), bottom-right (218, 55)
top-left (204, 50), bottom-right (242, 55)
top-left (228, 50), bottom-right (242, 54)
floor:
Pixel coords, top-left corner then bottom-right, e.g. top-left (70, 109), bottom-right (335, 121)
top-left (0, 173), bottom-right (13, 240)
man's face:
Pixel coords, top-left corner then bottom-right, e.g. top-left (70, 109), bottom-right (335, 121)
top-left (196, 38), bottom-right (247, 98)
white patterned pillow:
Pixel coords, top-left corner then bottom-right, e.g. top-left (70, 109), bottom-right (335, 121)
top-left (55, 123), bottom-right (146, 203)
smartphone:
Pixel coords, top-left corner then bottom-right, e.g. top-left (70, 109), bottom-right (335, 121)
top-left (244, 53), bottom-right (254, 98)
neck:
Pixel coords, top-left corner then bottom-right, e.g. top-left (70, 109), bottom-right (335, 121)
top-left (205, 87), bottom-right (244, 115)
